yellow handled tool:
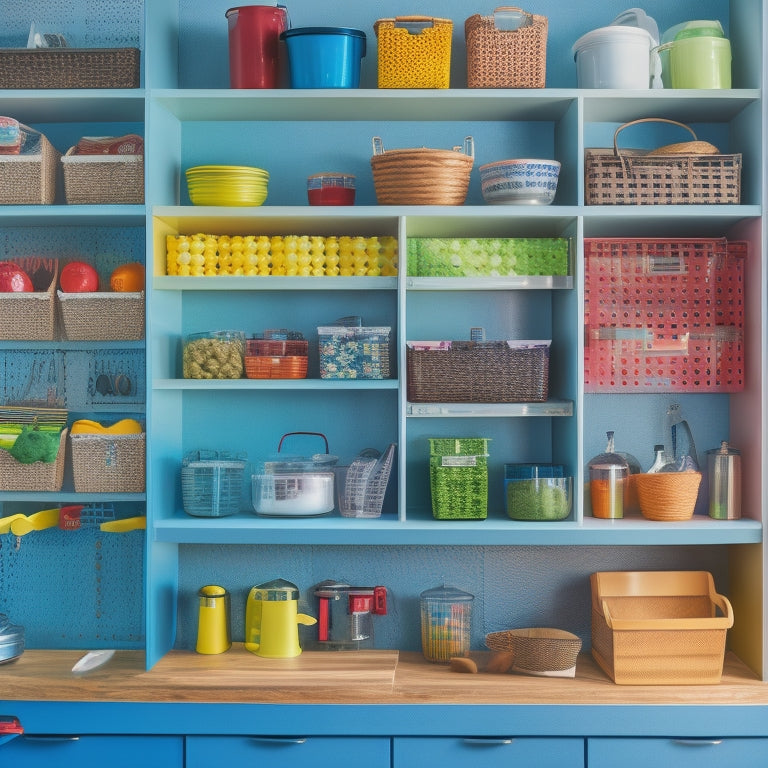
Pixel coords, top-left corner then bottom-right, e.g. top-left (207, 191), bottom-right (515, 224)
top-left (100, 516), bottom-right (146, 533)
top-left (10, 507), bottom-right (60, 536)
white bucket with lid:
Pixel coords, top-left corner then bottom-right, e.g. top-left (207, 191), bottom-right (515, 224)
top-left (572, 25), bottom-right (654, 88)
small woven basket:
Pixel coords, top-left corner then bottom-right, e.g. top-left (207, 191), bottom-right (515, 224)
top-left (371, 136), bottom-right (474, 206)
top-left (0, 130), bottom-right (60, 205)
top-left (0, 258), bottom-right (58, 341)
top-left (0, 429), bottom-right (67, 492)
top-left (57, 291), bottom-right (145, 341)
top-left (485, 627), bottom-right (582, 674)
top-left (70, 432), bottom-right (146, 493)
top-left (465, 7), bottom-right (548, 88)
top-left (62, 148), bottom-right (144, 204)
top-left (634, 471), bottom-right (702, 521)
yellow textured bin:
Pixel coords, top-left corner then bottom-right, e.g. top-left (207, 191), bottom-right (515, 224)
top-left (590, 570), bottom-right (733, 685)
top-left (374, 16), bottom-right (452, 88)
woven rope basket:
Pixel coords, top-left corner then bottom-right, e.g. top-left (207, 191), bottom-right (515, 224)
top-left (0, 429), bottom-right (67, 492)
top-left (57, 291), bottom-right (145, 341)
top-left (634, 471), bottom-right (702, 521)
top-left (371, 136), bottom-right (474, 205)
top-left (485, 627), bottom-right (582, 673)
top-left (0, 130), bottom-right (60, 205)
top-left (70, 432), bottom-right (146, 493)
top-left (465, 7), bottom-right (548, 88)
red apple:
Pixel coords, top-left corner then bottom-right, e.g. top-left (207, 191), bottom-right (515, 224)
top-left (60, 261), bottom-right (99, 293)
top-left (0, 261), bottom-right (33, 292)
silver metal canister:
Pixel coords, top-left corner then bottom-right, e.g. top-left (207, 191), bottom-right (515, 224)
top-left (707, 441), bottom-right (741, 520)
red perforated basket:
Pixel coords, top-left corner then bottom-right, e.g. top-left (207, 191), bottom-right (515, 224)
top-left (584, 238), bottom-right (746, 392)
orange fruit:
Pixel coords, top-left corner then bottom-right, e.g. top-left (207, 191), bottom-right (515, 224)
top-left (110, 262), bottom-right (145, 292)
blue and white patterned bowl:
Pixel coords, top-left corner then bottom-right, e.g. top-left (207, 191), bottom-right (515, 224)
top-left (479, 159), bottom-right (561, 205)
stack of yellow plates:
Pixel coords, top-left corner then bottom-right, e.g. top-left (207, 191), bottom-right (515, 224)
top-left (186, 165), bottom-right (269, 206)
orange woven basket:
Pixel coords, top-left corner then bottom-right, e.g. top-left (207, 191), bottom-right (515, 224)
top-left (634, 471), bottom-right (702, 521)
top-left (465, 7), bottom-right (548, 88)
top-left (370, 136), bottom-right (474, 206)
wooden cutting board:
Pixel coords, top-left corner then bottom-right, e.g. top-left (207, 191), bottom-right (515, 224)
top-left (141, 645), bottom-right (400, 702)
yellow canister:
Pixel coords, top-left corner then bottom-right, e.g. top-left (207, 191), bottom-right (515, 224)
top-left (196, 585), bottom-right (231, 654)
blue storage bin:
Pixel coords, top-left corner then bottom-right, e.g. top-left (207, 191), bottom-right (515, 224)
top-left (281, 27), bottom-right (366, 88)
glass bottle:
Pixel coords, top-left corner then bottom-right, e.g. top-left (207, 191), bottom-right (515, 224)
top-left (646, 444), bottom-right (668, 473)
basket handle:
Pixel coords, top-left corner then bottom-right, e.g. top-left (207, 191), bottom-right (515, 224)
top-left (391, 15), bottom-right (450, 26)
top-left (613, 118), bottom-right (698, 157)
top-left (452, 136), bottom-right (474, 159)
top-left (277, 431), bottom-right (330, 455)
top-left (492, 7), bottom-right (534, 31)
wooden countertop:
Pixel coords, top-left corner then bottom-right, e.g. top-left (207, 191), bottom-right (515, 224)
top-left (1, 646), bottom-right (767, 706)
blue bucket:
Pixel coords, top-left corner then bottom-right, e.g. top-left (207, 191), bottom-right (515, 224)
top-left (281, 27), bottom-right (366, 88)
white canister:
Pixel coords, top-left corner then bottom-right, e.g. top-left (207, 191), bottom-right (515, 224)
top-left (572, 26), bottom-right (654, 89)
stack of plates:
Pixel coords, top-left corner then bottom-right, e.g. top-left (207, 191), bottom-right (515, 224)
top-left (186, 165), bottom-right (269, 206)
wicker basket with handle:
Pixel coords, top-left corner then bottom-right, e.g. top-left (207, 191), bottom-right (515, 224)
top-left (371, 136), bottom-right (474, 206)
top-left (585, 118), bottom-right (741, 205)
top-left (465, 7), bottom-right (548, 88)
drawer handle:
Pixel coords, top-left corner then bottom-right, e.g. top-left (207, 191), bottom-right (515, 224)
top-left (462, 738), bottom-right (514, 746)
top-left (248, 737), bottom-right (307, 745)
top-left (672, 739), bottom-right (724, 747)
top-left (23, 736), bottom-right (81, 742)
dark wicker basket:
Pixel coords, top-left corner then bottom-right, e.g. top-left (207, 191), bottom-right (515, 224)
top-left (0, 48), bottom-right (140, 89)
top-left (407, 341), bottom-right (550, 402)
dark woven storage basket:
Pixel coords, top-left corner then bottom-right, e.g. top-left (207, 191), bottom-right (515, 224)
top-left (465, 8), bottom-right (548, 88)
top-left (0, 48), bottom-right (140, 89)
top-left (485, 627), bottom-right (582, 673)
top-left (407, 341), bottom-right (549, 402)
top-left (585, 118), bottom-right (741, 205)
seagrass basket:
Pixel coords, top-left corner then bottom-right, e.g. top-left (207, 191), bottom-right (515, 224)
top-left (70, 432), bottom-right (146, 493)
top-left (62, 148), bottom-right (144, 204)
top-left (485, 627), bottom-right (582, 676)
top-left (0, 130), bottom-right (60, 205)
top-left (371, 136), bottom-right (474, 205)
top-left (465, 7), bottom-right (548, 88)
top-left (0, 429), bottom-right (67, 492)
top-left (0, 258), bottom-right (58, 341)
top-left (634, 471), bottom-right (702, 521)
top-left (57, 291), bottom-right (145, 341)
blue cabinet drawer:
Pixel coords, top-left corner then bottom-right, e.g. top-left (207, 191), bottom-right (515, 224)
top-left (0, 734), bottom-right (182, 767)
top-left (393, 736), bottom-right (585, 767)
top-left (588, 737), bottom-right (768, 767)
top-left (186, 735), bottom-right (390, 767)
